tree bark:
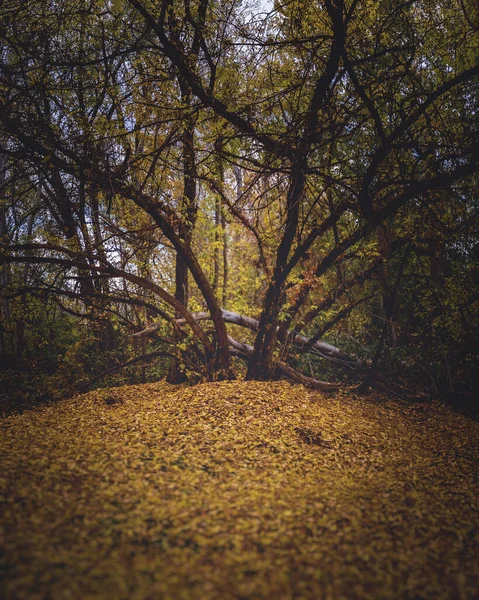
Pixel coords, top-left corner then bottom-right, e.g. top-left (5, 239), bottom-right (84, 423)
top-left (0, 150), bottom-right (10, 365)
top-left (173, 308), bottom-right (356, 364)
top-left (228, 336), bottom-right (339, 391)
top-left (168, 86), bottom-right (197, 383)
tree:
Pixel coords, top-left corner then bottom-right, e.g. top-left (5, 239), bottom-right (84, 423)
top-left (1, 0), bottom-right (478, 393)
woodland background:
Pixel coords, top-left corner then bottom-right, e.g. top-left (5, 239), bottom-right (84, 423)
top-left (0, 0), bottom-right (478, 412)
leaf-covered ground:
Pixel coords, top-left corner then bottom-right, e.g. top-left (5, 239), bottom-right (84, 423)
top-left (1, 381), bottom-right (478, 600)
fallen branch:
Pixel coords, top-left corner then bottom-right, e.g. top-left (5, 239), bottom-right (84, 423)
top-left (228, 337), bottom-right (340, 392)
top-left (178, 309), bottom-right (357, 364)
top-left (133, 308), bottom-right (359, 370)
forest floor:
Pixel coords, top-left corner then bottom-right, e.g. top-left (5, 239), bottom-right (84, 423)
top-left (1, 381), bottom-right (478, 600)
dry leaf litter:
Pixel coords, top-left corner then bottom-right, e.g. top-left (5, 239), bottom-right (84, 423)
top-left (1, 381), bottom-right (478, 599)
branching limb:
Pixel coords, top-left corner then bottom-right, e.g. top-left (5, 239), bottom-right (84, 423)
top-left (228, 336), bottom-right (340, 391)
top-left (136, 308), bottom-right (358, 364)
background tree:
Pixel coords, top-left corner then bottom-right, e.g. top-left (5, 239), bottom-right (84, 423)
top-left (0, 0), bottom-right (478, 406)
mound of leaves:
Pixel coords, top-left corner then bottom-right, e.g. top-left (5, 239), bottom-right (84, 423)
top-left (1, 381), bottom-right (478, 599)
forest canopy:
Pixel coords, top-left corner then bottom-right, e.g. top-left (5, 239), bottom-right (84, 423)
top-left (0, 0), bottom-right (478, 405)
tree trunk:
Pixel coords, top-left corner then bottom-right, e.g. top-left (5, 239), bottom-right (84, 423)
top-left (0, 150), bottom-right (10, 365)
top-left (214, 138), bottom-right (228, 308)
top-left (90, 191), bottom-right (114, 351)
top-left (246, 163), bottom-right (305, 379)
top-left (167, 253), bottom-right (190, 383)
top-left (246, 283), bottom-right (284, 379)
top-left (213, 193), bottom-right (221, 295)
top-left (167, 92), bottom-right (196, 383)
top-left (173, 308), bottom-right (352, 363)
top-left (359, 244), bottom-right (410, 391)
top-left (222, 208), bottom-right (228, 309)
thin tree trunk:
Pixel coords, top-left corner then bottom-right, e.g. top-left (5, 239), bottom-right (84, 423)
top-left (167, 253), bottom-right (190, 383)
top-left (0, 150), bottom-right (10, 365)
top-left (214, 138), bottom-right (228, 307)
top-left (359, 245), bottom-right (411, 391)
top-left (222, 208), bottom-right (228, 308)
top-left (213, 193), bottom-right (220, 295)
top-left (91, 191), bottom-right (114, 351)
top-left (168, 88), bottom-right (197, 383)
